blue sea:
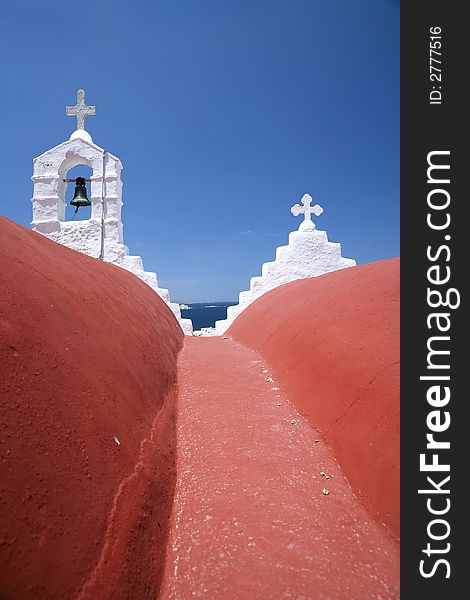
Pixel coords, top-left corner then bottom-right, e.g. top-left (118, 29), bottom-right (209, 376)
top-left (180, 302), bottom-right (237, 331)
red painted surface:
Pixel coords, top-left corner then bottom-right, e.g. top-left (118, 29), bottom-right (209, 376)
top-left (161, 337), bottom-right (399, 599)
top-left (228, 258), bottom-right (400, 539)
top-left (0, 217), bottom-right (183, 599)
top-left (1, 217), bottom-right (399, 596)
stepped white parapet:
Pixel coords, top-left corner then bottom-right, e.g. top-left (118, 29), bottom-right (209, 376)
top-left (193, 327), bottom-right (218, 337)
top-left (30, 113), bottom-right (193, 335)
top-left (214, 195), bottom-right (356, 335)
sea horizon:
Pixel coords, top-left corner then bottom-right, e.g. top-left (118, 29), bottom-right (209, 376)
top-left (179, 301), bottom-right (238, 331)
top-left (177, 301), bottom-right (237, 306)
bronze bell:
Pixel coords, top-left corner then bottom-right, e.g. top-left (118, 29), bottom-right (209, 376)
top-left (70, 177), bottom-right (91, 208)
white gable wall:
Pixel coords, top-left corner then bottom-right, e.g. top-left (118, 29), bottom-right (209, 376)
top-left (214, 219), bottom-right (356, 335)
top-left (31, 131), bottom-right (193, 335)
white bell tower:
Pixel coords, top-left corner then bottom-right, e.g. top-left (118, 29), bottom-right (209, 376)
top-left (31, 89), bottom-right (193, 335)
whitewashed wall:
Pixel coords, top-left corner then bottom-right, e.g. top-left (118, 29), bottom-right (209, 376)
top-left (215, 205), bottom-right (356, 335)
top-left (31, 130), bottom-right (193, 335)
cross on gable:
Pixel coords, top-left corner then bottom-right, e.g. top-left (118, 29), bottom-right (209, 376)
top-left (291, 194), bottom-right (323, 223)
top-left (66, 89), bottom-right (96, 131)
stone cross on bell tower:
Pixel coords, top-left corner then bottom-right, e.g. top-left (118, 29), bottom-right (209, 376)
top-left (66, 89), bottom-right (96, 131)
top-left (290, 194), bottom-right (323, 231)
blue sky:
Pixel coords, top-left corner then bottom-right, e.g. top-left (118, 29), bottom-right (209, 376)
top-left (0, 0), bottom-right (399, 302)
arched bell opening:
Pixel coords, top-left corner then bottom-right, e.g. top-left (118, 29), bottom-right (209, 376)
top-left (63, 164), bottom-right (93, 221)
